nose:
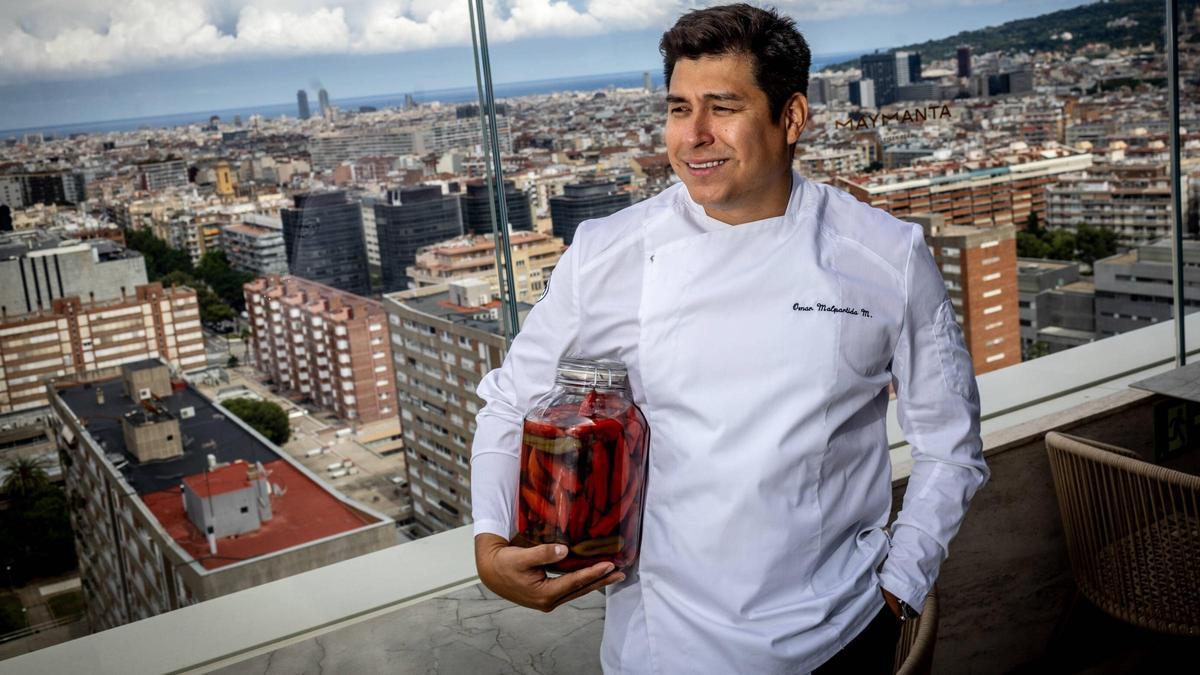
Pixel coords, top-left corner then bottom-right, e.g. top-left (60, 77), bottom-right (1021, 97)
top-left (685, 109), bottom-right (715, 147)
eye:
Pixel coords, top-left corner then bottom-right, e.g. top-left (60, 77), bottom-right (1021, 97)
top-left (669, 106), bottom-right (688, 115)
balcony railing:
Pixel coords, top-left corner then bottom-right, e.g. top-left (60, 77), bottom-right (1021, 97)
top-left (6, 314), bottom-right (1200, 674)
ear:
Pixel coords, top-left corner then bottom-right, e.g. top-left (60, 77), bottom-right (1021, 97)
top-left (784, 92), bottom-right (808, 145)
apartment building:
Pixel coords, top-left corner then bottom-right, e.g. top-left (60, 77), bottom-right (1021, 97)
top-left (137, 159), bottom-right (189, 192)
top-left (836, 145), bottom-right (1092, 229)
top-left (405, 231), bottom-right (565, 304)
top-left (49, 360), bottom-right (396, 632)
top-left (383, 281), bottom-right (528, 536)
top-left (221, 223), bottom-right (289, 276)
top-left (912, 214), bottom-right (1022, 375)
top-left (243, 275), bottom-right (397, 424)
top-left (0, 282), bottom-right (205, 413)
top-left (1045, 162), bottom-right (1191, 247)
top-left (161, 214), bottom-right (227, 264)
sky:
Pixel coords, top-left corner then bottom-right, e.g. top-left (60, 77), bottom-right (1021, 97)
top-left (0, 0), bottom-right (1097, 132)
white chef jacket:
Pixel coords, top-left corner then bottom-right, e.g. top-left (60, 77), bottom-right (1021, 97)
top-left (470, 170), bottom-right (990, 674)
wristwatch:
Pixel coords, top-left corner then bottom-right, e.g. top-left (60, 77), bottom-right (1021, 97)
top-left (897, 600), bottom-right (920, 622)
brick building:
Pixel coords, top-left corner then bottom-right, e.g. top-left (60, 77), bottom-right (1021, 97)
top-left (244, 275), bottom-right (398, 424)
top-left (910, 214), bottom-right (1021, 375)
top-left (406, 231), bottom-right (565, 304)
top-left (836, 145), bottom-right (1092, 229)
top-left (0, 282), bottom-right (205, 413)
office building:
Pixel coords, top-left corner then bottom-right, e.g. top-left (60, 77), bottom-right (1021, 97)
top-left (138, 159), bottom-right (189, 192)
top-left (374, 186), bottom-right (464, 293)
top-left (318, 88), bottom-right (331, 117)
top-left (957, 46), bottom-right (972, 78)
top-left (1094, 240), bottom-right (1200, 337)
top-left (1016, 259), bottom-right (1097, 354)
top-left (243, 275), bottom-right (398, 424)
top-left (836, 146), bottom-right (1092, 229)
top-left (912, 214), bottom-right (1021, 374)
top-left (1, 170), bottom-right (86, 207)
top-left (987, 68), bottom-right (1034, 97)
top-left (860, 53), bottom-right (899, 106)
top-left (360, 194), bottom-right (382, 271)
top-left (849, 79), bottom-right (877, 109)
top-left (297, 90), bottom-right (311, 120)
top-left (0, 282), bottom-right (205, 413)
top-left (1045, 162), bottom-right (1190, 248)
top-left (281, 191), bottom-right (371, 296)
top-left (549, 181), bottom-right (632, 245)
top-left (406, 231), bottom-right (565, 303)
top-left (383, 282), bottom-right (531, 535)
top-left (221, 223), bottom-right (289, 276)
top-left (905, 52), bottom-right (922, 85)
top-left (896, 82), bottom-right (940, 102)
top-left (50, 359), bottom-right (395, 632)
top-left (462, 179), bottom-right (533, 235)
top-left (0, 232), bottom-right (148, 318)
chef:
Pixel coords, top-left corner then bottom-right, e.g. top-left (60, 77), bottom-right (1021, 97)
top-left (470, 4), bottom-right (990, 674)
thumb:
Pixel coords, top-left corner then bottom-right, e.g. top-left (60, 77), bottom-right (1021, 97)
top-left (523, 543), bottom-right (568, 567)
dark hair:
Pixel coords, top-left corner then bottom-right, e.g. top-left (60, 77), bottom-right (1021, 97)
top-left (659, 3), bottom-right (811, 121)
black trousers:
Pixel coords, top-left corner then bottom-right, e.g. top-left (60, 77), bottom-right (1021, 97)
top-left (812, 603), bottom-right (902, 674)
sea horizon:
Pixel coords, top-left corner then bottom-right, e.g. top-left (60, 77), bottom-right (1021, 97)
top-left (0, 52), bottom-right (861, 139)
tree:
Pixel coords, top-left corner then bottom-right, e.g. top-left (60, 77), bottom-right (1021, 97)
top-left (1017, 231), bottom-right (1047, 259)
top-left (1, 456), bottom-right (52, 501)
top-left (226, 354), bottom-right (239, 368)
top-left (1045, 229), bottom-right (1077, 261)
top-left (1024, 340), bottom-right (1051, 361)
top-left (125, 229), bottom-right (193, 280)
top-left (1024, 211), bottom-right (1042, 236)
top-left (1075, 223), bottom-right (1119, 269)
top-left (222, 398), bottom-right (290, 445)
top-left (196, 250), bottom-right (254, 312)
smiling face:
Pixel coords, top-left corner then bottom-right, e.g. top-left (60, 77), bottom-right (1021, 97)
top-left (665, 52), bottom-right (807, 225)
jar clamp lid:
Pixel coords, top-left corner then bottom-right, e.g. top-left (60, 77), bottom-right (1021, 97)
top-left (555, 357), bottom-right (628, 390)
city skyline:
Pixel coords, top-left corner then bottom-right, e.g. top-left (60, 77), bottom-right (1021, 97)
top-left (0, 0), bottom-right (1095, 133)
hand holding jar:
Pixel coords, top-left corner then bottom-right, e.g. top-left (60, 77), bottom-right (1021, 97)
top-left (512, 358), bottom-right (650, 575)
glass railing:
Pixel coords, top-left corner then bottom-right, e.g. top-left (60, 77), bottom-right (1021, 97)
top-left (1, 0), bottom-right (1197, 666)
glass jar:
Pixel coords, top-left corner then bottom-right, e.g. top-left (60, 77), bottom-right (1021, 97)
top-left (513, 357), bottom-right (649, 574)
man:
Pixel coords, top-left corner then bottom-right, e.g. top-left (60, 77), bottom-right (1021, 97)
top-left (471, 4), bottom-right (989, 673)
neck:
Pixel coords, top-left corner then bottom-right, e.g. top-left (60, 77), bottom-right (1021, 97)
top-left (701, 170), bottom-right (795, 225)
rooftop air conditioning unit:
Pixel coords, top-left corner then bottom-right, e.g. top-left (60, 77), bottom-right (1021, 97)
top-left (138, 388), bottom-right (152, 400)
top-left (179, 406), bottom-right (196, 419)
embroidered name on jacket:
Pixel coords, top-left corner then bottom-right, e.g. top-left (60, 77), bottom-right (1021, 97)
top-left (793, 302), bottom-right (871, 318)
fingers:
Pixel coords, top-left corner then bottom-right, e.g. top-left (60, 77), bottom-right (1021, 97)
top-left (542, 560), bottom-right (618, 600)
top-left (551, 569), bottom-right (625, 608)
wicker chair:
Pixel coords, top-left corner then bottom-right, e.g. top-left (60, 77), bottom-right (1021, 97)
top-left (1044, 431), bottom-right (1200, 637)
top-left (893, 586), bottom-right (938, 675)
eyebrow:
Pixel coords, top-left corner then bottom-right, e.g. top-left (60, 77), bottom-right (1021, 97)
top-left (665, 92), bottom-right (745, 104)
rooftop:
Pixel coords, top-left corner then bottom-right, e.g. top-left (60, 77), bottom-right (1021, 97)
top-left (57, 377), bottom-right (278, 495)
top-left (387, 287), bottom-right (532, 335)
top-left (145, 458), bottom-right (378, 570)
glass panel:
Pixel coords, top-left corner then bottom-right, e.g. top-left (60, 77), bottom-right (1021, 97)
top-left (0, 0), bottom-right (484, 652)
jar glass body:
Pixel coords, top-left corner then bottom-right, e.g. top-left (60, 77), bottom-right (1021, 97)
top-left (514, 362), bottom-right (649, 574)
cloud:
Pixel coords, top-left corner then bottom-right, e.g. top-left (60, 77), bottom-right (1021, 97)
top-left (0, 1), bottom-right (1028, 85)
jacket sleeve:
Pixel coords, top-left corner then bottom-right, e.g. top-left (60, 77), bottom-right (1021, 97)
top-left (470, 238), bottom-right (582, 539)
top-left (877, 224), bottom-right (990, 613)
